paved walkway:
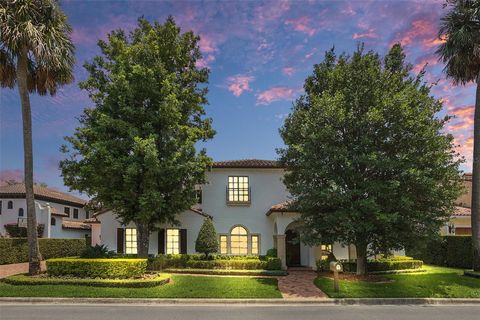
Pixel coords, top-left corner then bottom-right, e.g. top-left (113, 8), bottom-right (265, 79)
top-left (277, 269), bottom-right (328, 299)
top-left (0, 261), bottom-right (46, 278)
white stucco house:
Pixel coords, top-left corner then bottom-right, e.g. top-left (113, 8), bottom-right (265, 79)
top-left (0, 183), bottom-right (90, 239)
top-left (86, 159), bottom-right (360, 269)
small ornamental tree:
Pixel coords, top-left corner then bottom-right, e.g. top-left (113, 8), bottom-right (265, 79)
top-left (278, 44), bottom-right (464, 275)
top-left (195, 218), bottom-right (218, 257)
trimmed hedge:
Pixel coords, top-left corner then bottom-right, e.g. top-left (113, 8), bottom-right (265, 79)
top-left (4, 224), bottom-right (45, 238)
top-left (2, 273), bottom-right (170, 288)
top-left (164, 268), bottom-right (287, 276)
top-left (340, 257), bottom-right (423, 273)
top-left (0, 238), bottom-right (87, 265)
top-left (149, 254), bottom-right (282, 271)
top-left (407, 236), bottom-right (473, 269)
top-left (47, 258), bottom-right (147, 279)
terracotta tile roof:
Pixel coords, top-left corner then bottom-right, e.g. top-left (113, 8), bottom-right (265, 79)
top-left (50, 207), bottom-right (68, 217)
top-left (0, 183), bottom-right (87, 207)
top-left (464, 173), bottom-right (472, 181)
top-left (92, 207), bottom-right (212, 219)
top-left (266, 200), bottom-right (296, 216)
top-left (454, 206), bottom-right (471, 216)
top-left (62, 220), bottom-right (91, 230)
top-left (213, 159), bottom-right (283, 169)
top-left (84, 217), bottom-right (101, 224)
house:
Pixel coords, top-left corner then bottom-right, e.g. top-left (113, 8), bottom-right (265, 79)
top-left (0, 183), bottom-right (90, 239)
top-left (86, 159), bottom-right (361, 269)
top-left (442, 173), bottom-right (472, 236)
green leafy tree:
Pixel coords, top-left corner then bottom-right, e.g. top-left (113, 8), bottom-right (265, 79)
top-left (0, 0), bottom-right (75, 274)
top-left (195, 218), bottom-right (218, 257)
top-left (437, 0), bottom-right (480, 271)
top-left (60, 17), bottom-right (214, 258)
top-left (278, 45), bottom-right (463, 275)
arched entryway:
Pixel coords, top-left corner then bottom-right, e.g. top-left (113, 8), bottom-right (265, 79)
top-left (285, 229), bottom-right (301, 266)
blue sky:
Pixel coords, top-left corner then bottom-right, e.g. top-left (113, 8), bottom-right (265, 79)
top-left (0, 0), bottom-right (475, 193)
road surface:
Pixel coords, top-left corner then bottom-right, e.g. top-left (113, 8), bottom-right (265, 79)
top-left (1, 303), bottom-right (480, 320)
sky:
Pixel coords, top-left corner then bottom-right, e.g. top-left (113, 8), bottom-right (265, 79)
top-left (0, 0), bottom-right (476, 195)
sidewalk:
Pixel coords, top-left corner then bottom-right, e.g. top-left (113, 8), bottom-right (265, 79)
top-left (0, 261), bottom-right (46, 278)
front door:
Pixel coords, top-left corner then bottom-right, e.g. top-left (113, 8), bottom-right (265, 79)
top-left (285, 229), bottom-right (301, 266)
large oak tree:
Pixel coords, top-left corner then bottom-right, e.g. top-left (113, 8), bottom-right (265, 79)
top-left (278, 45), bottom-right (463, 275)
top-left (61, 17), bottom-right (214, 257)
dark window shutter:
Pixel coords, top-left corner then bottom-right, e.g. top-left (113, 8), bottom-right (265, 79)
top-left (117, 228), bottom-right (125, 253)
top-left (158, 229), bottom-right (165, 254)
top-left (180, 229), bottom-right (187, 254)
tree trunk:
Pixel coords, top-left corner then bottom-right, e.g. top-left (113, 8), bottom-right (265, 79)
top-left (472, 75), bottom-right (480, 271)
top-left (355, 240), bottom-right (368, 276)
top-left (17, 47), bottom-right (42, 275)
top-left (136, 222), bottom-right (150, 258)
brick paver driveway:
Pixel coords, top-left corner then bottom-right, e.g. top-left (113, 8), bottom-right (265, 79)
top-left (0, 261), bottom-right (46, 278)
top-left (277, 269), bottom-right (328, 299)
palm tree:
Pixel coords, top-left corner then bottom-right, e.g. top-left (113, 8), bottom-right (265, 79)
top-left (437, 0), bottom-right (480, 271)
top-left (0, 0), bottom-right (74, 275)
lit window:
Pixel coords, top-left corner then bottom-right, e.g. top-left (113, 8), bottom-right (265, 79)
top-left (125, 228), bottom-right (137, 254)
top-left (227, 176), bottom-right (250, 203)
top-left (166, 229), bottom-right (180, 254)
top-left (8, 201), bottom-right (13, 209)
top-left (251, 235), bottom-right (259, 255)
top-left (230, 226), bottom-right (248, 255)
top-left (18, 208), bottom-right (24, 217)
top-left (219, 235), bottom-right (228, 254)
top-left (73, 208), bottom-right (79, 219)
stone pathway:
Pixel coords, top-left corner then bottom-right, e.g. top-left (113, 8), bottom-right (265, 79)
top-left (277, 269), bottom-right (328, 299)
top-left (0, 261), bottom-right (46, 278)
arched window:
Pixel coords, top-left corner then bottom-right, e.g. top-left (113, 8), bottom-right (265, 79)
top-left (18, 208), bottom-right (24, 217)
top-left (51, 217), bottom-right (56, 226)
top-left (230, 226), bottom-right (248, 255)
top-left (8, 201), bottom-right (13, 209)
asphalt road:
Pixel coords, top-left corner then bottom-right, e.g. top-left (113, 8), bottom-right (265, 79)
top-left (1, 304), bottom-right (480, 320)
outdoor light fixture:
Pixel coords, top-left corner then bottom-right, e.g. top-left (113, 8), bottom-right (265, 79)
top-left (330, 261), bottom-right (343, 293)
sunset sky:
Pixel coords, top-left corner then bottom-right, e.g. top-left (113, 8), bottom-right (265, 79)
top-left (0, 0), bottom-right (475, 194)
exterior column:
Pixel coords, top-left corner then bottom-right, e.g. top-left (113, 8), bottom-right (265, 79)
top-left (276, 234), bottom-right (287, 270)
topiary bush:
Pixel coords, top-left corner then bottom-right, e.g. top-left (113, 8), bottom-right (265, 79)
top-left (47, 258), bottom-right (147, 278)
top-left (266, 248), bottom-right (277, 257)
top-left (0, 238), bottom-right (87, 264)
top-left (195, 218), bottom-right (218, 257)
top-left (80, 244), bottom-right (116, 258)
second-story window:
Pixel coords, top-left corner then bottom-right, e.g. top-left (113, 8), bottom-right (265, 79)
top-left (64, 207), bottom-right (70, 217)
top-left (8, 201), bottom-right (13, 209)
top-left (18, 208), bottom-right (24, 217)
top-left (227, 176), bottom-right (250, 204)
top-left (196, 189), bottom-right (202, 204)
top-left (73, 208), bottom-right (79, 219)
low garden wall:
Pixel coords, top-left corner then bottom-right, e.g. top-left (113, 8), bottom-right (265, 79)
top-left (47, 258), bottom-right (147, 278)
top-left (407, 235), bottom-right (473, 269)
top-left (149, 254), bottom-right (282, 271)
top-left (0, 238), bottom-right (87, 265)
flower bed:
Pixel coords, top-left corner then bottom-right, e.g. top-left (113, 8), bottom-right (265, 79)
top-left (149, 254), bottom-right (282, 271)
top-left (47, 258), bottom-right (147, 279)
top-left (2, 273), bottom-right (170, 288)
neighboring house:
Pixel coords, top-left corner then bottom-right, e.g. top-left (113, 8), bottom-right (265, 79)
top-left (86, 159), bottom-right (365, 269)
top-left (442, 173), bottom-right (473, 236)
top-left (0, 183), bottom-right (90, 239)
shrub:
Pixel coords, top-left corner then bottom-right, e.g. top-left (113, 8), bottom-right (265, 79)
top-left (3, 273), bottom-right (170, 288)
top-left (47, 258), bottom-right (147, 279)
top-left (266, 248), bottom-right (277, 257)
top-left (407, 236), bottom-right (473, 269)
top-left (195, 218), bottom-right (218, 257)
top-left (316, 252), bottom-right (337, 272)
top-left (80, 244), bottom-right (116, 258)
top-left (0, 238), bottom-right (86, 265)
top-left (163, 268), bottom-right (287, 276)
top-left (340, 257), bottom-right (423, 273)
top-left (148, 254), bottom-right (282, 271)
top-left (4, 223), bottom-right (45, 238)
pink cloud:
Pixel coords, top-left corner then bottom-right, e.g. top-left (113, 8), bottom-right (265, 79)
top-left (198, 35), bottom-right (217, 53)
top-left (196, 54), bottom-right (215, 68)
top-left (0, 169), bottom-right (23, 186)
top-left (341, 3), bottom-right (357, 16)
top-left (413, 54), bottom-right (440, 73)
top-left (390, 15), bottom-right (442, 50)
top-left (282, 67), bottom-right (296, 76)
top-left (285, 16), bottom-right (317, 36)
top-left (252, 0), bottom-right (291, 32)
top-left (226, 75), bottom-right (255, 97)
top-left (256, 86), bottom-right (298, 105)
top-left (352, 29), bottom-right (378, 40)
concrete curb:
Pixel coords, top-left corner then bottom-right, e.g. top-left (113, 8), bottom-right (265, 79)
top-left (1, 297), bottom-right (480, 305)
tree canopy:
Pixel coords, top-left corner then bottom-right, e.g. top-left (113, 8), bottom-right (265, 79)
top-left (60, 17), bottom-right (215, 257)
top-left (278, 44), bottom-right (463, 275)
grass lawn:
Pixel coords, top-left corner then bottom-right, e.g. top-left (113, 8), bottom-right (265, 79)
top-left (0, 275), bottom-right (281, 299)
top-left (315, 265), bottom-right (480, 298)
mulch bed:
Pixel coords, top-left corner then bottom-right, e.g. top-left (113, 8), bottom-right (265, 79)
top-left (318, 271), bottom-right (393, 283)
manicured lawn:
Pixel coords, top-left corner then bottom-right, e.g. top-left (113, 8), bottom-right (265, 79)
top-left (0, 275), bottom-right (281, 298)
top-left (315, 265), bottom-right (480, 298)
